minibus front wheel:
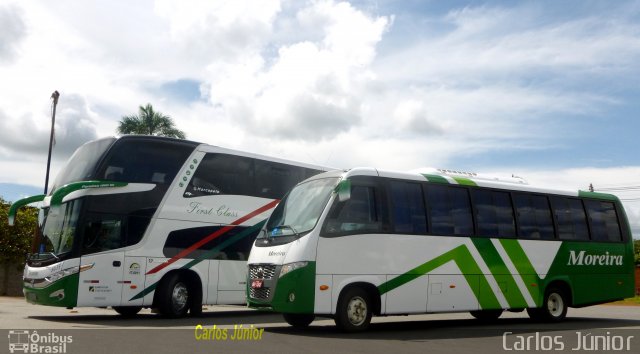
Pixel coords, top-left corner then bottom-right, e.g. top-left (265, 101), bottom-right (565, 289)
top-left (334, 287), bottom-right (372, 332)
top-left (283, 313), bottom-right (315, 328)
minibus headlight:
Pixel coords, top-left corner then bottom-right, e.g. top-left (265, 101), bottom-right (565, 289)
top-left (279, 262), bottom-right (308, 278)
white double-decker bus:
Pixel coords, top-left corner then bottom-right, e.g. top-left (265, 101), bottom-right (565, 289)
top-left (247, 168), bottom-right (635, 331)
top-left (9, 135), bottom-right (328, 317)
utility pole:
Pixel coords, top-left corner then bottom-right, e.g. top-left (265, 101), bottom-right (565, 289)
top-left (44, 91), bottom-right (59, 195)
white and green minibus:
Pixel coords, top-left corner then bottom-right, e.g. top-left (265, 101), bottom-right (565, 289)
top-left (9, 135), bottom-right (329, 317)
top-left (246, 168), bottom-right (636, 331)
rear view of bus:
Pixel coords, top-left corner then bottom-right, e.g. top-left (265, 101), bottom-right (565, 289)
top-left (10, 135), bottom-right (326, 317)
top-left (247, 168), bottom-right (636, 332)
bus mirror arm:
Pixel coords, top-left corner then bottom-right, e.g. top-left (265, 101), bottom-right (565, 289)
top-left (7, 194), bottom-right (46, 226)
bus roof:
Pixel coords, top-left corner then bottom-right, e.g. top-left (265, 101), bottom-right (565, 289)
top-left (312, 167), bottom-right (620, 202)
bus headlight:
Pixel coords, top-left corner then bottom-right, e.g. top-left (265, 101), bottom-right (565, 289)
top-left (45, 267), bottom-right (80, 283)
top-left (279, 262), bottom-right (308, 278)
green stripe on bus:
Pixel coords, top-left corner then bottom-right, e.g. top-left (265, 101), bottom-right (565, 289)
top-left (451, 177), bottom-right (477, 186)
top-left (498, 239), bottom-right (542, 305)
top-left (422, 174), bottom-right (450, 184)
top-left (471, 238), bottom-right (528, 308)
top-left (578, 190), bottom-right (620, 202)
top-left (51, 180), bottom-right (128, 205)
top-left (378, 245), bottom-right (500, 309)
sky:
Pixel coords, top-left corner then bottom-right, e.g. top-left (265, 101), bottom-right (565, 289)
top-left (1, 0), bottom-right (639, 236)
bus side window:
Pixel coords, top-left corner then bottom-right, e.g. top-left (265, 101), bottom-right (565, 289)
top-left (184, 153), bottom-right (252, 198)
top-left (389, 181), bottom-right (427, 234)
top-left (324, 185), bottom-right (382, 235)
top-left (255, 160), bottom-right (307, 199)
top-left (513, 193), bottom-right (554, 240)
top-left (551, 197), bottom-right (589, 241)
top-left (424, 185), bottom-right (473, 236)
top-left (584, 200), bottom-right (622, 242)
top-left (82, 216), bottom-right (124, 254)
top-left (472, 189), bottom-right (516, 238)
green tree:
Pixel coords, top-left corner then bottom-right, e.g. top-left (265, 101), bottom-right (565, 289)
top-left (117, 103), bottom-right (186, 139)
top-left (634, 239), bottom-right (640, 265)
top-left (1, 197), bottom-right (38, 295)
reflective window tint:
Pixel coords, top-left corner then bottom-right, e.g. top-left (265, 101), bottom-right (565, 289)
top-left (585, 200), bottom-right (622, 242)
top-left (551, 197), bottom-right (589, 240)
top-left (513, 193), bottom-right (555, 240)
top-left (185, 153), bottom-right (322, 199)
top-left (389, 181), bottom-right (427, 234)
top-left (255, 160), bottom-right (308, 199)
top-left (185, 154), bottom-right (253, 197)
top-left (97, 139), bottom-right (194, 185)
top-left (425, 185), bottom-right (473, 236)
top-left (324, 185), bottom-right (383, 235)
top-left (473, 190), bottom-right (516, 237)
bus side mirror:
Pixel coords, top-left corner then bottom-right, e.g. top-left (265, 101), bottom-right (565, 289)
top-left (335, 179), bottom-right (351, 202)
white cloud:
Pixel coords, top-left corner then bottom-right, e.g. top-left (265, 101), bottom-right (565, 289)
top-left (199, 0), bottom-right (391, 141)
top-left (0, 0), bottom-right (638, 244)
top-left (0, 3), bottom-right (26, 62)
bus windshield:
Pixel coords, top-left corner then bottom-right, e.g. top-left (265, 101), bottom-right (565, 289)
top-left (40, 200), bottom-right (82, 256)
top-left (260, 177), bottom-right (338, 244)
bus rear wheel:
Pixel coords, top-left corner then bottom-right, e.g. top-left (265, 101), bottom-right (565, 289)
top-left (158, 273), bottom-right (190, 318)
top-left (283, 313), bottom-right (315, 328)
top-left (334, 287), bottom-right (372, 332)
top-left (113, 306), bottom-right (142, 317)
top-left (469, 309), bottom-right (503, 321)
top-left (527, 287), bottom-right (568, 322)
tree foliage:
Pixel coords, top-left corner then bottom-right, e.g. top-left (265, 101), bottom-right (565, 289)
top-left (117, 103), bottom-right (186, 139)
top-left (634, 239), bottom-right (640, 265)
top-left (0, 197), bottom-right (37, 266)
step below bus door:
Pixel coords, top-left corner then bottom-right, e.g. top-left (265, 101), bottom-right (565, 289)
top-left (77, 251), bottom-right (125, 307)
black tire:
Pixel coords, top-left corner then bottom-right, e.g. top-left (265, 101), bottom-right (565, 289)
top-left (283, 313), bottom-right (315, 328)
top-left (469, 309), bottom-right (503, 321)
top-left (334, 287), bottom-right (372, 332)
top-left (527, 287), bottom-right (568, 322)
top-left (113, 306), bottom-right (142, 317)
top-left (157, 273), bottom-right (190, 318)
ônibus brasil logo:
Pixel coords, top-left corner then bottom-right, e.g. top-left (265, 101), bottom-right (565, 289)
top-left (8, 330), bottom-right (72, 353)
top-left (567, 250), bottom-right (623, 266)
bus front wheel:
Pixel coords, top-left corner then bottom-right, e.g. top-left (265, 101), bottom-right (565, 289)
top-left (158, 273), bottom-right (190, 318)
top-left (283, 313), bottom-right (315, 328)
top-left (527, 287), bottom-right (568, 322)
top-left (334, 287), bottom-right (372, 332)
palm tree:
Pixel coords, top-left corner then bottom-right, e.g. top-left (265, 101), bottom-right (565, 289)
top-left (117, 103), bottom-right (186, 139)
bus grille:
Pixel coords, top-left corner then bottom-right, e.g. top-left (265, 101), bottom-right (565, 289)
top-left (249, 265), bottom-right (277, 280)
top-left (249, 288), bottom-right (271, 300)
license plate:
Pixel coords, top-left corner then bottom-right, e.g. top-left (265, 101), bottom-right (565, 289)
top-left (251, 280), bottom-right (263, 289)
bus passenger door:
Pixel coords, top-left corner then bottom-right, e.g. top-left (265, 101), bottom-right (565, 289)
top-left (76, 216), bottom-right (126, 306)
top-left (77, 251), bottom-right (125, 306)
